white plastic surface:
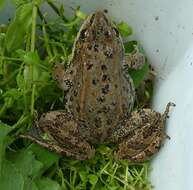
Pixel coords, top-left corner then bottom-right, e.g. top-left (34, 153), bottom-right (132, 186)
top-left (1, 0), bottom-right (193, 189)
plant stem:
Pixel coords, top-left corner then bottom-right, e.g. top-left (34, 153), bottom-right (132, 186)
top-left (31, 3), bottom-right (37, 52)
top-left (30, 1), bottom-right (37, 116)
top-left (46, 0), bottom-right (68, 22)
top-left (0, 56), bottom-right (23, 61)
top-left (42, 22), bottom-right (53, 58)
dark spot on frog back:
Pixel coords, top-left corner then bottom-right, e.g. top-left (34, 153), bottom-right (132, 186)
top-left (101, 64), bottom-right (107, 71)
top-left (94, 116), bottom-right (102, 128)
top-left (102, 84), bottom-right (110, 94)
top-left (92, 79), bottom-right (97, 85)
top-left (86, 63), bottom-right (93, 70)
top-left (102, 106), bottom-right (110, 113)
top-left (96, 96), bottom-right (105, 102)
top-left (102, 74), bottom-right (110, 82)
top-left (94, 44), bottom-right (99, 52)
top-left (104, 47), bottom-right (113, 58)
top-left (73, 90), bottom-right (78, 97)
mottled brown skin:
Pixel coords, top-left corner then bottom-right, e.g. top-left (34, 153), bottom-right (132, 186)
top-left (21, 11), bottom-right (174, 162)
top-left (66, 11), bottom-right (135, 144)
top-left (112, 102), bottom-right (175, 162)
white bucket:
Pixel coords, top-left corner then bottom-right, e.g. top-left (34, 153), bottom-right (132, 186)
top-left (1, 0), bottom-right (193, 189)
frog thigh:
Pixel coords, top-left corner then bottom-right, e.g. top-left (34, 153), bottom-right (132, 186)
top-left (20, 111), bottom-right (95, 160)
top-left (111, 102), bottom-right (175, 162)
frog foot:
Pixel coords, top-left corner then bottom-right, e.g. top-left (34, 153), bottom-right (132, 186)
top-left (20, 111), bottom-right (95, 160)
top-left (112, 102), bottom-right (175, 162)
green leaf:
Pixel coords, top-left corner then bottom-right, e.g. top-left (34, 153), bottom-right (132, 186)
top-left (0, 122), bottom-right (13, 174)
top-left (36, 177), bottom-right (61, 190)
top-left (129, 62), bottom-right (149, 88)
top-left (124, 41), bottom-right (138, 53)
top-left (11, 0), bottom-right (28, 6)
top-left (15, 49), bottom-right (27, 58)
top-left (23, 51), bottom-right (50, 83)
top-left (0, 160), bottom-right (24, 190)
top-left (0, 149), bottom-right (42, 190)
top-left (88, 174), bottom-right (98, 186)
top-left (5, 2), bottom-right (33, 52)
top-left (76, 9), bottom-right (87, 20)
top-left (117, 22), bottom-right (132, 37)
top-left (0, 0), bottom-right (5, 10)
top-left (79, 171), bottom-right (88, 182)
top-left (23, 51), bottom-right (40, 65)
top-left (8, 149), bottom-right (43, 178)
top-left (3, 88), bottom-right (22, 100)
top-left (16, 72), bottom-right (25, 89)
top-left (28, 144), bottom-right (60, 172)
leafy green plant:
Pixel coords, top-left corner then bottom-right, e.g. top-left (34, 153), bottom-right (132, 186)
top-left (0, 1), bottom-right (153, 189)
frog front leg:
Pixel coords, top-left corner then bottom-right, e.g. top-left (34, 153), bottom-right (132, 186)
top-left (123, 45), bottom-right (146, 70)
top-left (52, 63), bottom-right (75, 91)
top-left (20, 111), bottom-right (95, 160)
top-left (109, 102), bottom-right (175, 162)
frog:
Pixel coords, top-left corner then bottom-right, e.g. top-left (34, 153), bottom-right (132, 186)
top-left (20, 10), bottom-right (175, 162)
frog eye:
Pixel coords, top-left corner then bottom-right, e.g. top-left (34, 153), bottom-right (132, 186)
top-left (89, 13), bottom-right (95, 25)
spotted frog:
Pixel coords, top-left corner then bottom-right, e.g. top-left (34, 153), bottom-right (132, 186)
top-left (21, 11), bottom-right (174, 162)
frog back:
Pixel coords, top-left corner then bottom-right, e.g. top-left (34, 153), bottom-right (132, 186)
top-left (67, 11), bottom-right (135, 142)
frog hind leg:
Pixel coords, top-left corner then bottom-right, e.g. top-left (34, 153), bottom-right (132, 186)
top-left (20, 111), bottom-right (95, 160)
top-left (109, 102), bottom-right (175, 162)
